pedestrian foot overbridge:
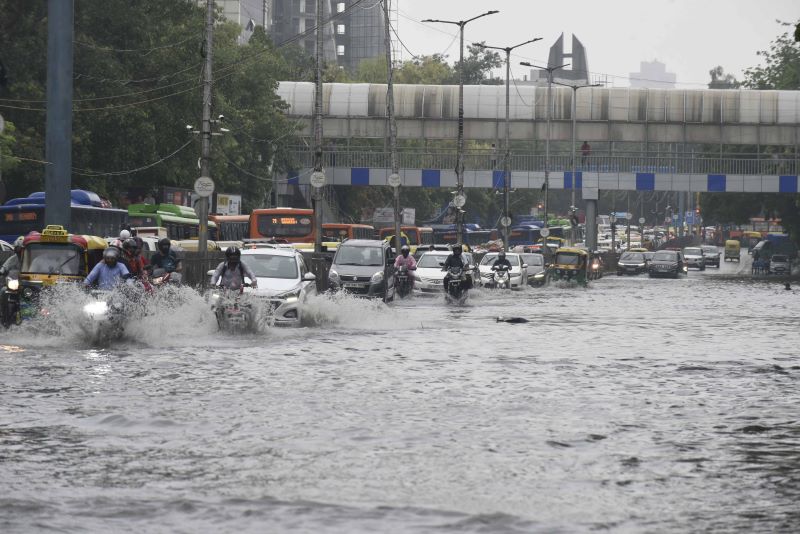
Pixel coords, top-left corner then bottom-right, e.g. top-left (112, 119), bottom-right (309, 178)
top-left (278, 82), bottom-right (800, 194)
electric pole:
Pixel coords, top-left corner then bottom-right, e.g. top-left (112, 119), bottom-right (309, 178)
top-left (197, 0), bottom-right (214, 260)
top-left (383, 0), bottom-right (401, 254)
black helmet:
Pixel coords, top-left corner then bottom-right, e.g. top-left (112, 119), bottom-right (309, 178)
top-left (122, 238), bottom-right (137, 253)
top-left (498, 251), bottom-right (506, 259)
top-left (400, 245), bottom-right (410, 256)
top-left (158, 237), bottom-right (171, 253)
top-left (225, 246), bottom-right (241, 261)
top-left (452, 244), bottom-right (462, 255)
top-left (103, 247), bottom-right (119, 264)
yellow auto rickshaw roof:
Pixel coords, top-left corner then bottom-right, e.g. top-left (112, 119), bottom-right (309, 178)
top-left (76, 235), bottom-right (109, 250)
top-left (725, 240), bottom-right (741, 245)
top-left (556, 247), bottom-right (588, 255)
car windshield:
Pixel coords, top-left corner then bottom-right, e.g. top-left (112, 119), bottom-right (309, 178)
top-left (21, 244), bottom-right (82, 275)
top-left (335, 246), bottom-right (384, 266)
top-left (417, 254), bottom-right (446, 268)
top-left (772, 255), bottom-right (788, 262)
top-left (480, 254), bottom-right (520, 266)
top-left (653, 251), bottom-right (677, 261)
top-left (620, 252), bottom-right (644, 262)
top-left (521, 254), bottom-right (543, 266)
top-left (243, 254), bottom-right (298, 279)
top-left (555, 253), bottom-right (581, 265)
top-left (684, 248), bottom-right (702, 255)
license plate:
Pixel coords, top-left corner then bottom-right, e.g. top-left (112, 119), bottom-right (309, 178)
top-left (430, 280), bottom-right (442, 285)
top-left (343, 283), bottom-right (364, 288)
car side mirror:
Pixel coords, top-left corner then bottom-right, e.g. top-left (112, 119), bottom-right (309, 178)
top-left (303, 272), bottom-right (316, 281)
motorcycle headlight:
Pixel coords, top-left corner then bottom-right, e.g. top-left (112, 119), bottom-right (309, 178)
top-left (22, 287), bottom-right (34, 299)
top-left (6, 278), bottom-right (19, 291)
top-left (534, 272), bottom-right (545, 278)
top-left (371, 271), bottom-right (384, 283)
top-left (83, 301), bottom-right (108, 316)
top-left (153, 276), bottom-right (165, 285)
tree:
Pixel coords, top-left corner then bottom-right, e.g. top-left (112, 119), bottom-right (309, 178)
top-left (707, 66), bottom-right (740, 89)
top-left (743, 20), bottom-right (800, 90)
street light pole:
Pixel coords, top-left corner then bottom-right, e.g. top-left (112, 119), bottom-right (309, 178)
top-left (383, 0), bottom-right (401, 254)
top-left (423, 10), bottom-right (498, 246)
top-left (475, 38), bottom-right (541, 251)
top-left (520, 61), bottom-right (569, 247)
top-left (552, 80), bottom-right (601, 245)
top-left (198, 0), bottom-right (215, 260)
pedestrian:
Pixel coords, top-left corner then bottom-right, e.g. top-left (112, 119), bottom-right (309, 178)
top-left (581, 141), bottom-right (591, 167)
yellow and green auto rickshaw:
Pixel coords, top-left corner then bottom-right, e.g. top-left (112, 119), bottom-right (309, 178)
top-left (550, 247), bottom-right (590, 286)
top-left (724, 239), bottom-right (741, 262)
top-left (0, 225), bottom-right (106, 325)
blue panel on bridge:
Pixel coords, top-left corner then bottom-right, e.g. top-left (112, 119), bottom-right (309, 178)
top-left (779, 175), bottom-right (798, 193)
top-left (564, 172), bottom-right (582, 190)
top-left (287, 171), bottom-right (299, 185)
top-left (708, 174), bottom-right (726, 192)
top-left (351, 167), bottom-right (370, 186)
top-left (422, 169), bottom-right (440, 188)
top-left (492, 170), bottom-right (506, 188)
top-left (635, 173), bottom-right (655, 191)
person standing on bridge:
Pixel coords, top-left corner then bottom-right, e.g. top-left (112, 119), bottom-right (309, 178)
top-left (581, 141), bottom-right (591, 168)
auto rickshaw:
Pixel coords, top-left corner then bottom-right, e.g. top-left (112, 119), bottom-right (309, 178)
top-left (0, 225), bottom-right (106, 326)
top-left (724, 239), bottom-right (741, 262)
top-left (550, 247), bottom-right (590, 286)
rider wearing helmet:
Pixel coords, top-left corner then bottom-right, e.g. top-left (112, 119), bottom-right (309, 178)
top-left (492, 250), bottom-right (512, 271)
top-left (149, 238), bottom-right (182, 273)
top-left (120, 237), bottom-right (148, 279)
top-left (393, 245), bottom-right (417, 287)
top-left (442, 244), bottom-right (473, 290)
top-left (84, 247), bottom-right (130, 290)
top-left (0, 236), bottom-right (25, 277)
top-left (211, 247), bottom-right (257, 290)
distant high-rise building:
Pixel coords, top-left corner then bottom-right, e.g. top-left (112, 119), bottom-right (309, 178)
top-left (629, 60), bottom-right (676, 89)
top-left (214, 0), bottom-right (268, 43)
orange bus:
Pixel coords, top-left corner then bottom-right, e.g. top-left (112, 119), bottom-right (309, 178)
top-left (377, 226), bottom-right (434, 247)
top-left (249, 208), bottom-right (315, 243)
top-left (210, 214), bottom-right (250, 241)
top-left (322, 223), bottom-right (375, 241)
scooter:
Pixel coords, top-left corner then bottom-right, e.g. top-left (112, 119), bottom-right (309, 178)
top-left (211, 284), bottom-right (256, 333)
top-left (491, 265), bottom-right (511, 289)
top-left (445, 266), bottom-right (469, 305)
top-left (81, 289), bottom-right (129, 341)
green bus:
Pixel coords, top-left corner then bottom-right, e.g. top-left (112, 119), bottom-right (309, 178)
top-left (127, 203), bottom-right (217, 240)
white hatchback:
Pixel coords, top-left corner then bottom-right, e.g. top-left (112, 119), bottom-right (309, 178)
top-left (240, 248), bottom-right (317, 326)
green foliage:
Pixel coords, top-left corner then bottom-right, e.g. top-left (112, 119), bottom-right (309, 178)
top-left (743, 20), bottom-right (800, 90)
top-left (707, 66), bottom-right (740, 89)
top-left (0, 0), bottom-right (296, 210)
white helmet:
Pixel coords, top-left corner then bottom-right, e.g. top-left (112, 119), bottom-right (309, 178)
top-left (13, 236), bottom-right (24, 249)
top-left (119, 229), bottom-right (131, 239)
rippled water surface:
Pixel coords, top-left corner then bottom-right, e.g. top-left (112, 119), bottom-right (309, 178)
top-left (2, 259), bottom-right (799, 533)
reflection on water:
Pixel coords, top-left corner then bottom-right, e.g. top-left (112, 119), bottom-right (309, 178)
top-left (1, 268), bottom-right (799, 532)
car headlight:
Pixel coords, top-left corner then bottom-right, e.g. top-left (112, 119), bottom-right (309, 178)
top-left (534, 272), bottom-right (545, 278)
top-left (637, 263), bottom-right (645, 267)
top-left (413, 273), bottom-right (421, 281)
top-left (277, 288), bottom-right (302, 303)
top-left (328, 269), bottom-right (340, 283)
top-left (371, 271), bottom-right (384, 283)
top-left (6, 278), bottom-right (19, 291)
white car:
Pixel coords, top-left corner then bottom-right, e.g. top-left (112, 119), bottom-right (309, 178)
top-left (240, 248), bottom-right (317, 326)
top-left (413, 251), bottom-right (450, 293)
top-left (479, 253), bottom-right (527, 289)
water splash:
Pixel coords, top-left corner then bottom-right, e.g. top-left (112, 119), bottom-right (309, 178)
top-left (302, 291), bottom-right (425, 331)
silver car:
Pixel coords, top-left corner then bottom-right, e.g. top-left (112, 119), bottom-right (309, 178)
top-left (769, 254), bottom-right (790, 275)
top-left (241, 248), bottom-right (317, 326)
top-left (683, 247), bottom-right (706, 271)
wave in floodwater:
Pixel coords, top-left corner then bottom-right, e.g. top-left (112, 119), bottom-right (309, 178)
top-left (302, 291), bottom-right (427, 331)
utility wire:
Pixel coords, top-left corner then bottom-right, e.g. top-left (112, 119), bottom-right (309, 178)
top-left (71, 138), bottom-right (193, 176)
top-left (73, 34), bottom-right (200, 54)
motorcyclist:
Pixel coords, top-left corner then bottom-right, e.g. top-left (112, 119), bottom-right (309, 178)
top-left (393, 245), bottom-right (417, 289)
top-left (442, 244), bottom-right (473, 290)
top-left (120, 238), bottom-right (148, 280)
top-left (211, 247), bottom-right (258, 291)
top-left (492, 251), bottom-right (513, 271)
top-left (149, 238), bottom-right (182, 273)
top-left (84, 247), bottom-right (130, 290)
top-left (0, 236), bottom-right (24, 278)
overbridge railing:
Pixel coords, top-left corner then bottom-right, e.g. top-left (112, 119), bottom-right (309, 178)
top-left (288, 148), bottom-right (799, 176)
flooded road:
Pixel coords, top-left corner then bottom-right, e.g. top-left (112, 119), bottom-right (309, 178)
top-left (2, 257), bottom-right (799, 532)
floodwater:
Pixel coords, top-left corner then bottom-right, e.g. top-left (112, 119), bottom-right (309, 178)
top-left (2, 254), bottom-right (799, 533)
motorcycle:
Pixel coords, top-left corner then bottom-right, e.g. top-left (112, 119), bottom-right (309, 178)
top-left (445, 266), bottom-right (469, 305)
top-left (81, 289), bottom-right (129, 341)
top-left (0, 275), bottom-right (44, 328)
top-left (211, 284), bottom-right (256, 333)
top-left (491, 265), bottom-right (511, 289)
top-left (395, 265), bottom-right (413, 298)
top-left (149, 268), bottom-right (183, 288)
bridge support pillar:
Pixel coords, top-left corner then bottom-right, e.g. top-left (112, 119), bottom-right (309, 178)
top-left (585, 199), bottom-right (597, 251)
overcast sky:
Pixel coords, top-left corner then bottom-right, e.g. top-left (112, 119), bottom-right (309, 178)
top-left (393, 0), bottom-right (798, 87)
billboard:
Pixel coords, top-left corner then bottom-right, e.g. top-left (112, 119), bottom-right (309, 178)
top-left (214, 193), bottom-right (242, 215)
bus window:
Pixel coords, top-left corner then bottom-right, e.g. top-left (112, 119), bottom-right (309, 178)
top-left (256, 214), bottom-right (313, 239)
